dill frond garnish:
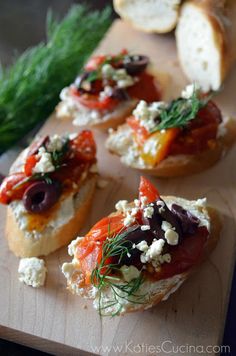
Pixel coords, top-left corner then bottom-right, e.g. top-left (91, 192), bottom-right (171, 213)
top-left (0, 5), bottom-right (111, 153)
top-left (91, 227), bottom-right (148, 317)
top-left (151, 89), bottom-right (213, 132)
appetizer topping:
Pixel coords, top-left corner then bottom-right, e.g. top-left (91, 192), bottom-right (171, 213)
top-left (23, 181), bottom-right (61, 213)
top-left (0, 131), bottom-right (97, 212)
top-left (111, 84), bottom-right (222, 167)
top-left (33, 147), bottom-right (55, 174)
top-left (62, 50), bottom-right (161, 115)
top-left (18, 257), bottom-right (47, 288)
top-left (69, 177), bottom-right (209, 315)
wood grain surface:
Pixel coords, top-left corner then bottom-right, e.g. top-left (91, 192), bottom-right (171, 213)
top-left (0, 20), bottom-right (236, 356)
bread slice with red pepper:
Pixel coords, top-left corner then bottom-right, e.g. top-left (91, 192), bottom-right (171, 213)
top-left (62, 177), bottom-right (221, 316)
top-left (106, 84), bottom-right (236, 177)
top-left (56, 50), bottom-right (163, 129)
top-left (1, 131), bottom-right (98, 257)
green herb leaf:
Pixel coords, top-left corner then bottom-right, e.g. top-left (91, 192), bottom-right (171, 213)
top-left (151, 90), bottom-right (213, 132)
top-left (91, 226), bottom-right (148, 317)
top-left (0, 5), bottom-right (111, 153)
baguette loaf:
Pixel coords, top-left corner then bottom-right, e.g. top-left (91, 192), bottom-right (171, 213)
top-left (176, 0), bottom-right (236, 91)
top-left (113, 0), bottom-right (182, 33)
top-left (62, 197), bottom-right (221, 315)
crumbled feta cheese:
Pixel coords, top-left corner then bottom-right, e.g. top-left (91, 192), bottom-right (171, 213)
top-left (195, 198), bottom-right (207, 207)
top-left (161, 220), bottom-right (173, 232)
top-left (113, 68), bottom-right (135, 88)
top-left (165, 229), bottom-right (179, 245)
top-left (46, 134), bottom-right (64, 152)
top-left (141, 225), bottom-right (150, 231)
top-left (18, 258), bottom-right (47, 288)
top-left (123, 213), bottom-right (135, 227)
top-left (33, 147), bottom-right (55, 174)
top-left (136, 240), bottom-right (149, 252)
top-left (181, 83), bottom-right (200, 99)
top-left (120, 265), bottom-right (140, 282)
top-left (134, 199), bottom-right (140, 207)
top-left (132, 100), bottom-right (166, 131)
top-left (140, 196), bottom-right (148, 208)
top-left (99, 85), bottom-right (113, 100)
top-left (148, 239), bottom-right (165, 259)
top-left (156, 200), bottom-right (165, 213)
top-left (143, 206), bottom-right (154, 219)
top-left (143, 136), bottom-right (159, 156)
top-left (101, 63), bottom-right (114, 78)
top-left (68, 236), bottom-right (83, 256)
top-left (130, 207), bottom-right (139, 217)
top-left (115, 200), bottom-right (129, 213)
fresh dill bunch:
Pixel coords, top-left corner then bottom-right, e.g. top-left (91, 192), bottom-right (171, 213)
top-left (151, 89), bottom-right (213, 132)
top-left (0, 5), bottom-right (111, 153)
top-left (91, 227), bottom-right (147, 317)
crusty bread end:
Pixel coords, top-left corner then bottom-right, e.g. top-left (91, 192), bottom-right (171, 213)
top-left (114, 0), bottom-right (182, 33)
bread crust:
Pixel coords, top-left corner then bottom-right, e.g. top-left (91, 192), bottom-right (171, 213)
top-left (6, 176), bottom-right (97, 258)
top-left (176, 0), bottom-right (236, 90)
top-left (106, 118), bottom-right (236, 177)
top-left (63, 199), bottom-right (221, 315)
top-left (113, 0), bottom-right (181, 33)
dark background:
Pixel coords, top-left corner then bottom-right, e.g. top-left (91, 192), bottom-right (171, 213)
top-left (0, 1), bottom-right (235, 355)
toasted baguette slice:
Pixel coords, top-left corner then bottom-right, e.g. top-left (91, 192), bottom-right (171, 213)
top-left (62, 196), bottom-right (221, 315)
top-left (56, 95), bottom-right (138, 130)
top-left (176, 0), bottom-right (236, 91)
top-left (6, 175), bottom-right (97, 258)
top-left (106, 118), bottom-right (236, 177)
top-left (113, 0), bottom-right (182, 33)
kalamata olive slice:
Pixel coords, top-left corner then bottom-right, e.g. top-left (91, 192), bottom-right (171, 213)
top-left (27, 136), bottom-right (49, 157)
top-left (23, 181), bottom-right (61, 213)
top-left (112, 225), bottom-right (155, 269)
top-left (142, 199), bottom-right (183, 242)
top-left (123, 55), bottom-right (149, 75)
top-left (171, 204), bottom-right (200, 235)
top-left (110, 87), bottom-right (129, 101)
top-left (0, 173), bottom-right (5, 185)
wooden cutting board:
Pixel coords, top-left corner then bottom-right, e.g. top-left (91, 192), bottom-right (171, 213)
top-left (1, 20), bottom-right (236, 356)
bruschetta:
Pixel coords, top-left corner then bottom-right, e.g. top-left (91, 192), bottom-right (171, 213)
top-left (62, 176), bottom-right (221, 316)
top-left (106, 84), bottom-right (236, 177)
top-left (0, 131), bottom-right (98, 257)
top-left (56, 50), bottom-right (163, 129)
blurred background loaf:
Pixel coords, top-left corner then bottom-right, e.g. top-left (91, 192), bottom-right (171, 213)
top-left (113, 0), bottom-right (236, 91)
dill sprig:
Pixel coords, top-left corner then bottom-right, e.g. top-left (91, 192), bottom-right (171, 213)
top-left (0, 5), bottom-right (111, 153)
top-left (91, 227), bottom-right (148, 317)
top-left (151, 89), bottom-right (213, 132)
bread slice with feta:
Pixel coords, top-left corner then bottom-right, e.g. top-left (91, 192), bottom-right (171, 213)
top-left (5, 147), bottom-right (97, 258)
top-left (62, 196), bottom-right (221, 315)
top-left (113, 0), bottom-right (182, 33)
top-left (176, 0), bottom-right (236, 91)
top-left (106, 117), bottom-right (236, 177)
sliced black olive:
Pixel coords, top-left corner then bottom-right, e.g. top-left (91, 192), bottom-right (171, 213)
top-left (23, 181), bottom-right (61, 213)
top-left (27, 136), bottom-right (49, 157)
top-left (112, 225), bottom-right (155, 269)
top-left (171, 204), bottom-right (200, 235)
top-left (142, 198), bottom-right (183, 241)
top-left (123, 55), bottom-right (149, 75)
top-left (110, 87), bottom-right (129, 101)
top-left (0, 173), bottom-right (5, 185)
